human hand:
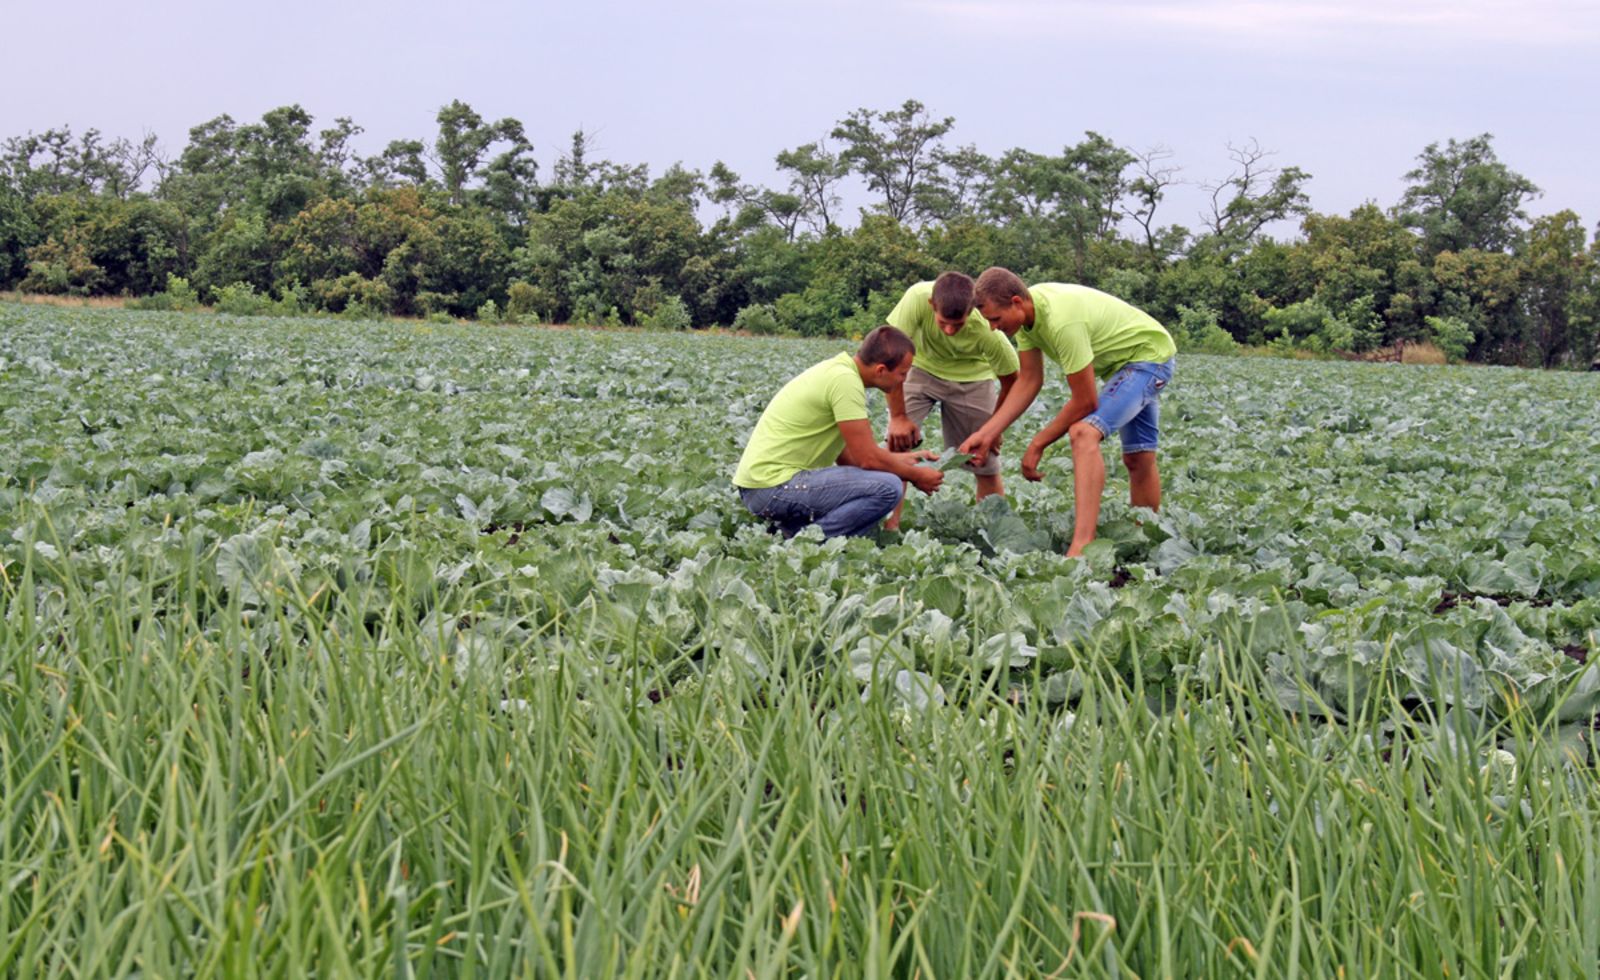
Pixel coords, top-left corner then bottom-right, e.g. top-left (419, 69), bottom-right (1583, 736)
top-left (959, 427), bottom-right (998, 463)
top-left (1021, 441), bottom-right (1045, 482)
top-left (888, 416), bottom-right (922, 452)
top-left (907, 465), bottom-right (944, 495)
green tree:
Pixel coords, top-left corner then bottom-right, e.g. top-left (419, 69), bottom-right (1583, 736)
top-left (831, 99), bottom-right (954, 225)
top-left (918, 144), bottom-right (991, 225)
top-left (1289, 204), bottom-right (1432, 344)
top-left (513, 169), bottom-right (712, 325)
top-left (1118, 146), bottom-right (1186, 262)
top-left (0, 127), bottom-right (162, 202)
top-left (194, 211), bottom-right (275, 296)
top-left (275, 197), bottom-right (362, 289)
top-left (419, 207), bottom-right (512, 316)
top-left (0, 185), bottom-right (38, 288)
top-left (362, 139), bottom-right (430, 189)
top-left (774, 140), bottom-right (849, 234)
top-left (1431, 248), bottom-right (1523, 362)
top-left (432, 100), bottom-right (536, 213)
top-left (1196, 139), bottom-right (1311, 255)
top-left (1397, 133), bottom-right (1539, 256)
top-left (768, 216), bottom-right (937, 336)
top-left (1519, 210), bottom-right (1597, 367)
top-left (710, 161), bottom-right (805, 241)
top-left (19, 194), bottom-right (188, 296)
top-left (982, 133), bottom-right (1134, 282)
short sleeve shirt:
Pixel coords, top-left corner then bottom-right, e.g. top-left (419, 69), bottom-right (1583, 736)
top-left (733, 353), bottom-right (869, 489)
top-left (886, 282), bottom-right (1020, 383)
top-left (1016, 284), bottom-right (1176, 379)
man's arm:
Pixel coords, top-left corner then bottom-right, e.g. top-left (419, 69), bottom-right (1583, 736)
top-left (885, 384), bottom-right (921, 451)
top-left (960, 351), bottom-right (1044, 461)
top-left (1020, 364), bottom-right (1097, 480)
top-left (993, 371), bottom-right (1018, 422)
top-left (836, 419), bottom-right (943, 494)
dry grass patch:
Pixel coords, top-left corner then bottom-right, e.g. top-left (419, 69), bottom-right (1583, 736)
top-left (1400, 340), bottom-right (1449, 365)
top-left (0, 291), bottom-right (132, 309)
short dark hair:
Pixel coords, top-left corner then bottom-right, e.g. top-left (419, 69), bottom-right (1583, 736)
top-left (858, 324), bottom-right (915, 369)
top-left (930, 271), bottom-right (975, 320)
top-left (974, 266), bottom-right (1030, 306)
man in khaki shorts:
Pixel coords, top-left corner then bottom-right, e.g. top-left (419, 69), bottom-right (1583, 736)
top-left (883, 271), bottom-right (1020, 530)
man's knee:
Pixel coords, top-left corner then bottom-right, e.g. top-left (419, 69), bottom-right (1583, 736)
top-left (1069, 421), bottom-right (1103, 450)
top-left (868, 470), bottom-right (905, 502)
top-left (1123, 450), bottom-right (1157, 472)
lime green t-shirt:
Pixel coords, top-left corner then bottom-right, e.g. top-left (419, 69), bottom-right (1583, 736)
top-left (733, 353), bottom-right (869, 489)
top-left (1015, 284), bottom-right (1176, 379)
top-left (886, 281), bottom-right (1020, 383)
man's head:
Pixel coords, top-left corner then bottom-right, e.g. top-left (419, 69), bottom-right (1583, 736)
top-left (928, 271), bottom-right (976, 337)
top-left (856, 324), bottom-right (916, 391)
top-left (973, 266), bottom-right (1032, 337)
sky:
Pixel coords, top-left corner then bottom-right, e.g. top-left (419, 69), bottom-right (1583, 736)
top-left (4, 0), bottom-right (1598, 237)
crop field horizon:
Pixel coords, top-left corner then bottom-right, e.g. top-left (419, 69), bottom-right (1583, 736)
top-left (3, 303), bottom-right (1599, 977)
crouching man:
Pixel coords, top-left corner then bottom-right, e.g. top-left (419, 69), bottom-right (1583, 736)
top-left (734, 325), bottom-right (944, 537)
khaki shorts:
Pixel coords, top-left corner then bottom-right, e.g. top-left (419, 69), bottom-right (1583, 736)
top-left (897, 366), bottom-right (1002, 476)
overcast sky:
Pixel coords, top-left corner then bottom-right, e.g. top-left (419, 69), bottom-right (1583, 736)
top-left (5, 0), bottom-right (1598, 236)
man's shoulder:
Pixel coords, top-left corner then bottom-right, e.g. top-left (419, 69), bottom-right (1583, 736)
top-left (815, 352), bottom-right (862, 384)
top-left (1034, 283), bottom-right (1128, 323)
top-left (1031, 282), bottom-right (1094, 305)
top-left (889, 282), bottom-right (935, 330)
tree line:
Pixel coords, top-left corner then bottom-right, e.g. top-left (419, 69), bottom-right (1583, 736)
top-left (1, 99), bottom-right (1596, 367)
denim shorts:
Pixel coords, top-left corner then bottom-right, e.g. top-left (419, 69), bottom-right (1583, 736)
top-left (1082, 358), bottom-right (1175, 453)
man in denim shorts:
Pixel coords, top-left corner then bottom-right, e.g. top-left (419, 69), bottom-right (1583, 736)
top-left (959, 267), bottom-right (1177, 557)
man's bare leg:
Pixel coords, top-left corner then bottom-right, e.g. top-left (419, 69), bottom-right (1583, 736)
top-left (976, 473), bottom-right (1004, 500)
top-left (1067, 422), bottom-right (1105, 556)
top-left (883, 483), bottom-right (909, 531)
top-left (1124, 451), bottom-right (1160, 511)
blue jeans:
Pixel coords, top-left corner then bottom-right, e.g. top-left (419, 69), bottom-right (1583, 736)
top-left (1082, 358), bottom-right (1175, 453)
top-left (738, 467), bottom-right (904, 538)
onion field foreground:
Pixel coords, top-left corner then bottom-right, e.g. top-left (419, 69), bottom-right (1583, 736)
top-left (4, 304), bottom-right (1600, 977)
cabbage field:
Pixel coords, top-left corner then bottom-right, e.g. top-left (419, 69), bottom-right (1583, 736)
top-left (3, 303), bottom-right (1600, 977)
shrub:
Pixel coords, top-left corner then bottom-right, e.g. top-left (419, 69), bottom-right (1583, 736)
top-left (133, 273), bottom-right (201, 311)
top-left (416, 291), bottom-right (457, 318)
top-left (1263, 299), bottom-right (1336, 351)
top-left (340, 302), bottom-right (383, 321)
top-left (215, 281), bottom-right (273, 316)
top-left (837, 289), bottom-right (898, 339)
top-left (504, 281), bottom-right (546, 323)
top-left (20, 238), bottom-right (105, 296)
top-left (1099, 268), bottom-right (1152, 307)
top-left (476, 299), bottom-right (501, 323)
top-left (1426, 315), bottom-right (1476, 361)
top-left (570, 294), bottom-right (610, 327)
top-left (273, 280), bottom-right (310, 316)
top-left (732, 303), bottom-right (783, 336)
top-left (641, 295), bottom-right (693, 331)
top-left (314, 274), bottom-right (393, 315)
top-left (1172, 304), bottom-right (1238, 355)
top-left (1330, 294), bottom-right (1385, 353)
top-left (772, 281), bottom-right (856, 338)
